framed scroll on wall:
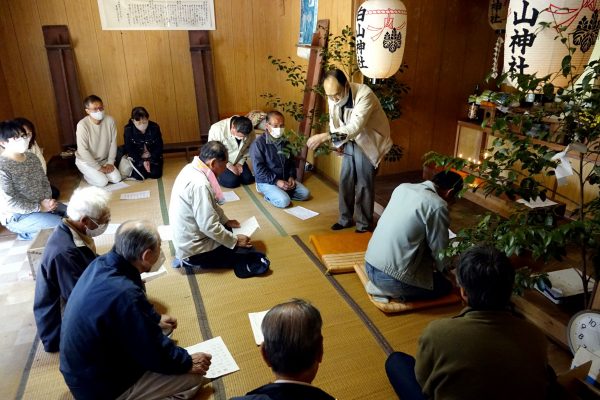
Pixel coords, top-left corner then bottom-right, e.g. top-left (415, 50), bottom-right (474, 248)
top-left (97, 0), bottom-right (215, 30)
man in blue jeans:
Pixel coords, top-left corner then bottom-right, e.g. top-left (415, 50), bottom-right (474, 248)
top-left (364, 171), bottom-right (463, 302)
top-left (250, 111), bottom-right (310, 208)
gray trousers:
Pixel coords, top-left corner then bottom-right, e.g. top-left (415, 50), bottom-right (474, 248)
top-left (338, 141), bottom-right (376, 230)
top-left (116, 371), bottom-right (210, 400)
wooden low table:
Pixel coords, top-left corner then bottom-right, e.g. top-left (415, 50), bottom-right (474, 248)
top-left (26, 228), bottom-right (54, 280)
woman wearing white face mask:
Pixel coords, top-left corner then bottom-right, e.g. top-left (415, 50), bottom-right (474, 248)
top-left (13, 117), bottom-right (61, 199)
top-left (121, 106), bottom-right (164, 180)
top-left (0, 120), bottom-right (67, 240)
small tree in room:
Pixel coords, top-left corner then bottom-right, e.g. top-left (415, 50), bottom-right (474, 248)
top-left (261, 25), bottom-right (408, 162)
top-left (424, 21), bottom-right (600, 305)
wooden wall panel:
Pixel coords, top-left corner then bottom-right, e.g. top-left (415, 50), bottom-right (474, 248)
top-left (0, 58), bottom-right (13, 120)
top-left (0, 0), bottom-right (494, 170)
top-left (64, 0), bottom-right (106, 114)
top-left (168, 31), bottom-right (199, 142)
top-left (36, 0), bottom-right (68, 25)
top-left (92, 26), bottom-right (132, 145)
top-left (145, 31), bottom-right (180, 144)
top-left (8, 0), bottom-right (61, 157)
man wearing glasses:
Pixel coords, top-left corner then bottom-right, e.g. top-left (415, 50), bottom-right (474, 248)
top-left (74, 95), bottom-right (122, 187)
top-left (307, 69), bottom-right (392, 233)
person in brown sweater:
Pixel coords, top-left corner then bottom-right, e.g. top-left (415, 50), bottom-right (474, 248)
top-left (385, 245), bottom-right (558, 400)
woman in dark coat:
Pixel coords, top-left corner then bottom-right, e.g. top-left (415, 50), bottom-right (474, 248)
top-left (123, 106), bottom-right (163, 179)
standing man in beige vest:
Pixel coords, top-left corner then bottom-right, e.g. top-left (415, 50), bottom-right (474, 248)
top-left (307, 69), bottom-right (392, 233)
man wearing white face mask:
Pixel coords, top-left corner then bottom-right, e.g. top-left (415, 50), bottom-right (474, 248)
top-left (0, 120), bottom-right (67, 240)
top-left (75, 94), bottom-right (122, 187)
top-left (250, 111), bottom-right (310, 208)
top-left (121, 106), bottom-right (164, 180)
top-left (61, 220), bottom-right (212, 400)
top-left (33, 186), bottom-right (111, 352)
top-left (307, 69), bottom-right (392, 233)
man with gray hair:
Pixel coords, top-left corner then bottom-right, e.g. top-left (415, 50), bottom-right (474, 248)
top-left (231, 299), bottom-right (335, 400)
top-left (60, 220), bottom-right (212, 400)
top-left (33, 186), bottom-right (110, 353)
top-left (169, 141), bottom-right (269, 278)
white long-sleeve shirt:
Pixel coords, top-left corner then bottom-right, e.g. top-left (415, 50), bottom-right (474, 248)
top-left (74, 116), bottom-right (117, 170)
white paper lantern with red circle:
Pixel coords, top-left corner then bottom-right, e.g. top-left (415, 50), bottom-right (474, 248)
top-left (504, 0), bottom-right (600, 88)
top-left (355, 0), bottom-right (407, 79)
top-left (489, 0), bottom-right (510, 31)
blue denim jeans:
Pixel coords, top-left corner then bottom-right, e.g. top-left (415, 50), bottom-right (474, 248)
top-left (256, 181), bottom-right (310, 208)
top-left (365, 262), bottom-right (452, 302)
top-left (6, 202), bottom-right (67, 240)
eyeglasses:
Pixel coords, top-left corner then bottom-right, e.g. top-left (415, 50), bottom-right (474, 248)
top-left (87, 106), bottom-right (104, 112)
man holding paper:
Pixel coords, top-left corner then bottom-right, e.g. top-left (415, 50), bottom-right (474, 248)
top-left (169, 141), bottom-right (269, 278)
top-left (250, 110), bottom-right (310, 208)
top-left (231, 299), bottom-right (335, 400)
top-left (306, 69), bottom-right (392, 233)
top-left (60, 220), bottom-right (212, 400)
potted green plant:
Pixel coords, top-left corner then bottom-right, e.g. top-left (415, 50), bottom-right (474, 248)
top-left (424, 23), bottom-right (600, 306)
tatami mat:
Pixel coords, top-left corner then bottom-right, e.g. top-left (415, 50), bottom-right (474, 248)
top-left (18, 156), bottom-right (459, 400)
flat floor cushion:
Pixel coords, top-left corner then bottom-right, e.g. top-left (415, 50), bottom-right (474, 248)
top-left (309, 231), bottom-right (372, 273)
top-left (353, 263), bottom-right (461, 313)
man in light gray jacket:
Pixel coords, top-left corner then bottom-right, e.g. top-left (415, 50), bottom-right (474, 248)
top-left (364, 171), bottom-right (463, 303)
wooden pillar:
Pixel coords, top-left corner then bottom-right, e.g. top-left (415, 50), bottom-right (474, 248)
top-left (296, 19), bottom-right (329, 182)
top-left (189, 31), bottom-right (219, 144)
top-left (43, 25), bottom-right (84, 149)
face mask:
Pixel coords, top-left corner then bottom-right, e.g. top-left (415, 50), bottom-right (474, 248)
top-left (149, 250), bottom-right (166, 273)
top-left (334, 89), bottom-right (349, 107)
top-left (85, 218), bottom-right (108, 237)
top-left (270, 127), bottom-right (283, 139)
top-left (90, 110), bottom-right (104, 121)
top-left (3, 137), bottom-right (30, 153)
top-left (134, 122), bottom-right (148, 132)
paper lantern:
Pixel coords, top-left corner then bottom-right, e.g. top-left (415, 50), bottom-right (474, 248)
top-left (489, 0), bottom-right (510, 31)
top-left (504, 0), bottom-right (600, 88)
top-left (356, 0), bottom-right (407, 79)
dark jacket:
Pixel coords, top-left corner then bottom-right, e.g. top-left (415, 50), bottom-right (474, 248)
top-left (33, 221), bottom-right (96, 352)
top-left (250, 134), bottom-right (296, 185)
top-left (230, 382), bottom-right (336, 400)
top-left (123, 120), bottom-right (163, 165)
top-left (60, 251), bottom-right (192, 400)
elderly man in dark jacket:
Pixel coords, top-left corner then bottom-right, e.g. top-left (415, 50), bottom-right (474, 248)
top-left (250, 111), bottom-right (310, 208)
top-left (60, 220), bottom-right (212, 400)
top-left (33, 186), bottom-right (110, 353)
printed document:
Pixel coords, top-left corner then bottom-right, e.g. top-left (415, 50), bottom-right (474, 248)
top-left (185, 336), bottom-right (239, 379)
